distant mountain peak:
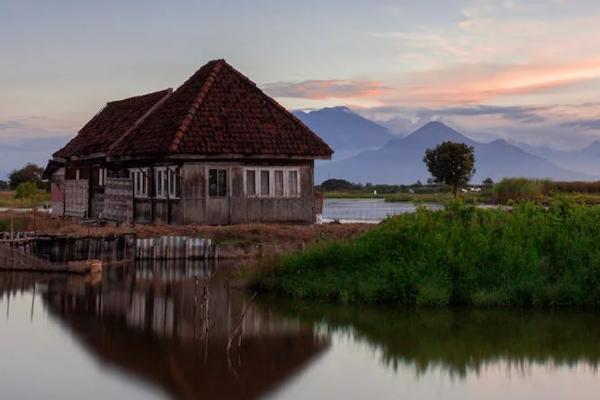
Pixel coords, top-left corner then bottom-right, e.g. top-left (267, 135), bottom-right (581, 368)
top-left (292, 105), bottom-right (394, 158)
top-left (400, 120), bottom-right (474, 148)
top-left (421, 121), bottom-right (449, 129)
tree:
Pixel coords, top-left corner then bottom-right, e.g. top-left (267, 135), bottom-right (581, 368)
top-left (482, 177), bottom-right (494, 188)
top-left (0, 180), bottom-right (9, 191)
top-left (9, 163), bottom-right (45, 190)
top-left (320, 178), bottom-right (358, 192)
top-left (423, 142), bottom-right (475, 196)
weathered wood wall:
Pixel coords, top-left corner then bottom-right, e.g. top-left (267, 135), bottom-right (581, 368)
top-left (64, 180), bottom-right (89, 218)
top-left (178, 161), bottom-right (315, 225)
top-left (103, 178), bottom-right (134, 222)
top-left (51, 168), bottom-right (65, 217)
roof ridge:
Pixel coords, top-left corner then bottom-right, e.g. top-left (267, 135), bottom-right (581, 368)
top-left (168, 60), bottom-right (224, 153)
top-left (107, 88), bottom-right (172, 105)
top-left (107, 89), bottom-right (173, 155)
top-left (220, 60), bottom-right (333, 155)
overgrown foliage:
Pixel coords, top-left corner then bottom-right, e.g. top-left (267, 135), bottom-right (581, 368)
top-left (255, 201), bottom-right (600, 307)
top-left (493, 177), bottom-right (546, 204)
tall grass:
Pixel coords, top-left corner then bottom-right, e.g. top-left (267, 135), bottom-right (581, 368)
top-left (254, 200), bottom-right (600, 307)
top-left (492, 178), bottom-right (546, 204)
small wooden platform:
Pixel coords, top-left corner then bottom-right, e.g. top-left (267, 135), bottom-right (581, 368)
top-left (0, 244), bottom-right (102, 275)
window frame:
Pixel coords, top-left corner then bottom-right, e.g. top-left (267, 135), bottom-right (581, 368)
top-left (243, 167), bottom-right (301, 198)
top-left (98, 167), bottom-right (107, 187)
top-left (153, 166), bottom-right (179, 199)
top-left (208, 168), bottom-right (229, 198)
top-left (129, 168), bottom-right (150, 199)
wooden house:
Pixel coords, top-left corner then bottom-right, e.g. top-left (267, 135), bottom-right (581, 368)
top-left (44, 60), bottom-right (333, 225)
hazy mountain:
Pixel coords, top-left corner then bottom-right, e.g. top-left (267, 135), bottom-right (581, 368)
top-left (515, 140), bottom-right (600, 177)
top-left (293, 106), bottom-right (395, 160)
top-left (317, 121), bottom-right (591, 184)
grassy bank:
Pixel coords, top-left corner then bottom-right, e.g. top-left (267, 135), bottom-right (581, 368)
top-left (0, 191), bottom-right (50, 208)
top-left (254, 201), bottom-right (600, 307)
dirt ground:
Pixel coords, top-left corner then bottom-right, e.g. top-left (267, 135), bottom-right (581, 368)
top-left (0, 211), bottom-right (375, 257)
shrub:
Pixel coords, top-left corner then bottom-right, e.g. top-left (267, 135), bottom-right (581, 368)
top-left (15, 182), bottom-right (38, 200)
top-left (254, 202), bottom-right (600, 307)
top-left (493, 178), bottom-right (545, 204)
top-left (545, 181), bottom-right (600, 194)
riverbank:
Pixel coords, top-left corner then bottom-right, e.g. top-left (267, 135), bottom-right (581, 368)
top-left (253, 201), bottom-right (600, 307)
top-left (0, 210), bottom-right (375, 259)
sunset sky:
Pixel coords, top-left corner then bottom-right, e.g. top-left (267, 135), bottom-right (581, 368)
top-left (3, 0), bottom-right (600, 152)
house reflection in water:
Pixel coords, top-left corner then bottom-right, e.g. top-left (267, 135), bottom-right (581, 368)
top-left (18, 262), bottom-right (328, 400)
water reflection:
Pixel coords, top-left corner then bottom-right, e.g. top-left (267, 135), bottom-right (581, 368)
top-left (0, 264), bottom-right (329, 400)
top-left (273, 302), bottom-right (600, 378)
top-left (3, 265), bottom-right (600, 399)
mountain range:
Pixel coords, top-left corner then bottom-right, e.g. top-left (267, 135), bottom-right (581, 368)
top-left (293, 107), bottom-right (597, 184)
top-left (293, 107), bottom-right (394, 160)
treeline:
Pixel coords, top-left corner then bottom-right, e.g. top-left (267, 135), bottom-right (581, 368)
top-left (316, 178), bottom-right (465, 194)
top-left (0, 163), bottom-right (46, 192)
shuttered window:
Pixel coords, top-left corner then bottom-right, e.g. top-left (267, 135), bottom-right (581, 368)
top-left (209, 169), bottom-right (228, 197)
top-left (246, 170), bottom-right (256, 196)
top-left (260, 171), bottom-right (270, 196)
top-left (274, 170), bottom-right (284, 197)
top-left (288, 170), bottom-right (298, 197)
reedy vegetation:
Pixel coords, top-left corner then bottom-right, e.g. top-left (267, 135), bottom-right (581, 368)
top-left (255, 200), bottom-right (600, 307)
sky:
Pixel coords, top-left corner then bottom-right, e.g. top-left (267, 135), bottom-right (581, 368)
top-left (3, 0), bottom-right (600, 172)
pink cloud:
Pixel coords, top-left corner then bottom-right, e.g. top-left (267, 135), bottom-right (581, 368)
top-left (264, 79), bottom-right (388, 100)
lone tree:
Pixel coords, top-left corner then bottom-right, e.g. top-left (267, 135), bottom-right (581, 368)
top-left (423, 142), bottom-right (475, 196)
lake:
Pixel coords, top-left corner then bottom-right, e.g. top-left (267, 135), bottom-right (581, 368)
top-left (1, 261), bottom-right (600, 399)
top-left (321, 198), bottom-right (442, 222)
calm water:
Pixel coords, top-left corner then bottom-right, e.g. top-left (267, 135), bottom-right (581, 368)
top-left (2, 263), bottom-right (600, 399)
top-left (321, 198), bottom-right (442, 222)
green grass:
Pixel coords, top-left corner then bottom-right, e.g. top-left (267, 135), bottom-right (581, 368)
top-left (0, 191), bottom-right (50, 208)
top-left (254, 200), bottom-right (600, 307)
top-left (322, 191), bottom-right (382, 199)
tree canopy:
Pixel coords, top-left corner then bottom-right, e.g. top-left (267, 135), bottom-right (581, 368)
top-left (320, 178), bottom-right (358, 192)
top-left (423, 142), bottom-right (475, 195)
top-left (9, 163), bottom-right (45, 190)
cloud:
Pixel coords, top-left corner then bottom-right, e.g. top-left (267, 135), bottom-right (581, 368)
top-left (560, 119), bottom-right (600, 130)
top-left (415, 105), bottom-right (547, 124)
top-left (0, 120), bottom-right (26, 130)
top-left (263, 79), bottom-right (388, 100)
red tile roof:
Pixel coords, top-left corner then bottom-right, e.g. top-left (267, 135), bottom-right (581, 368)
top-left (109, 60), bottom-right (333, 159)
top-left (54, 89), bottom-right (172, 159)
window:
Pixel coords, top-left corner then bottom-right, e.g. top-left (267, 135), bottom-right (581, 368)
top-left (156, 170), bottom-right (163, 197)
top-left (98, 168), bottom-right (107, 186)
top-left (209, 169), bottom-right (228, 197)
top-left (260, 170), bottom-right (270, 196)
top-left (274, 170), bottom-right (284, 197)
top-left (244, 167), bottom-right (301, 198)
top-left (288, 170), bottom-right (299, 197)
top-left (129, 168), bottom-right (150, 198)
top-left (246, 170), bottom-right (256, 196)
top-left (153, 166), bottom-right (179, 199)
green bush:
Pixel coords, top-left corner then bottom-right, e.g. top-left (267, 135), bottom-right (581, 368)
top-left (14, 182), bottom-right (38, 200)
top-left (254, 201), bottom-right (600, 307)
top-left (493, 178), bottom-right (545, 204)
